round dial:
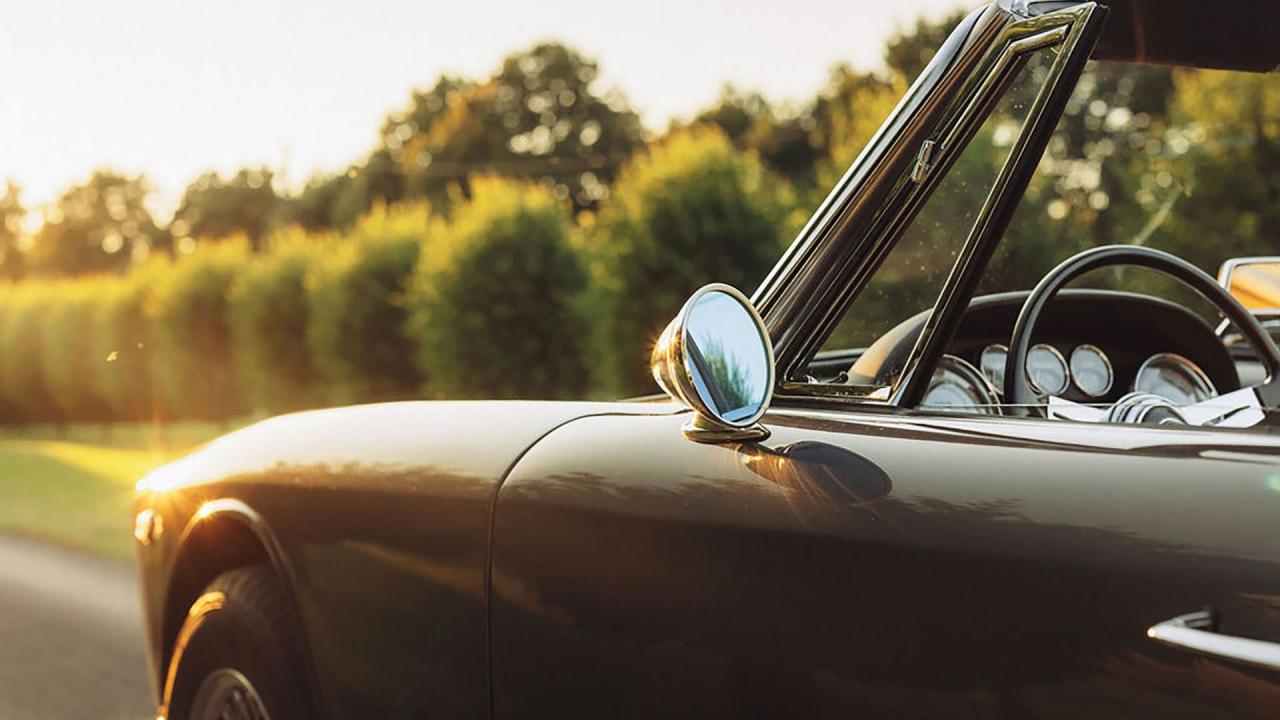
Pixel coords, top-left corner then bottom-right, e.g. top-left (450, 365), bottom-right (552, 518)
top-left (1069, 344), bottom-right (1113, 398)
top-left (922, 355), bottom-right (1000, 415)
top-left (1134, 353), bottom-right (1216, 405)
top-left (979, 344), bottom-right (1008, 391)
top-left (1026, 343), bottom-right (1069, 396)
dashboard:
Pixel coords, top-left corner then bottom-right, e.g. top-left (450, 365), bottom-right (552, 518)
top-left (838, 290), bottom-right (1240, 414)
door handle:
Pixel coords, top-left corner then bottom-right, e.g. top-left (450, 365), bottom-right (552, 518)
top-left (1148, 611), bottom-right (1280, 671)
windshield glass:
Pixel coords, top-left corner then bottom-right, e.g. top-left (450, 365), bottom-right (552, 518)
top-left (980, 61), bottom-right (1280, 308)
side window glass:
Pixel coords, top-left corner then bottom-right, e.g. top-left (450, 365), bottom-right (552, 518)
top-left (810, 48), bottom-right (1057, 391)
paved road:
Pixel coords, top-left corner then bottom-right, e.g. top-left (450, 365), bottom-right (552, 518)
top-left (0, 534), bottom-right (153, 719)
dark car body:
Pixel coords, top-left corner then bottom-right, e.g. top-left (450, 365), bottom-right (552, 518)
top-left (134, 1), bottom-right (1280, 717)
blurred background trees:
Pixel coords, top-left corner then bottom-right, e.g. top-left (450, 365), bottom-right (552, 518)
top-left (305, 204), bottom-right (426, 405)
top-left (28, 172), bottom-right (163, 276)
top-left (172, 169), bottom-right (282, 251)
top-left (0, 10), bottom-right (1277, 426)
top-left (0, 183), bottom-right (26, 280)
top-left (587, 127), bottom-right (794, 396)
top-left (402, 43), bottom-right (645, 212)
top-left (408, 177), bottom-right (588, 399)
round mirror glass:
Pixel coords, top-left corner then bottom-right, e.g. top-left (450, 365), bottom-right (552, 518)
top-left (681, 289), bottom-right (772, 426)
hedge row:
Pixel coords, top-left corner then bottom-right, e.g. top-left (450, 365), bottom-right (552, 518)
top-left (0, 129), bottom-right (793, 424)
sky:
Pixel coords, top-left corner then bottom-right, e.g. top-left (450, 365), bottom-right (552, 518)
top-left (1, 0), bottom-right (967, 219)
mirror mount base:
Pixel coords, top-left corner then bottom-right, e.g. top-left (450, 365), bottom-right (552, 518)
top-left (682, 414), bottom-right (771, 444)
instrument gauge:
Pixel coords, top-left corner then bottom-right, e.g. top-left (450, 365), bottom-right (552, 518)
top-left (1134, 353), bottom-right (1216, 405)
top-left (979, 344), bottom-right (1008, 392)
top-left (922, 355), bottom-right (1001, 415)
top-left (1069, 344), bottom-right (1113, 398)
top-left (1026, 343), bottom-right (1069, 396)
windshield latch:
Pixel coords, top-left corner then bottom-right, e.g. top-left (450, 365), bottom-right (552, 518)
top-left (911, 139), bottom-right (938, 184)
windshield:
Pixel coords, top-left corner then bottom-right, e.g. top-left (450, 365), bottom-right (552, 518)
top-left (979, 60), bottom-right (1280, 310)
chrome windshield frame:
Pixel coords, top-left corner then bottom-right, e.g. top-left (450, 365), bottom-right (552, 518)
top-left (752, 0), bottom-right (1107, 410)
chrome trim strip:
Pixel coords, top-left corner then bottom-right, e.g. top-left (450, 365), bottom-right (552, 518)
top-left (1216, 255), bottom-right (1280, 287)
top-left (1148, 611), bottom-right (1280, 672)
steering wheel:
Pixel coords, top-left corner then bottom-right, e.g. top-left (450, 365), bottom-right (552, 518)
top-left (1004, 245), bottom-right (1280, 410)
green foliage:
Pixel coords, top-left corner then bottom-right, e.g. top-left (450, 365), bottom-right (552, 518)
top-left (146, 241), bottom-right (249, 420)
top-left (91, 262), bottom-right (165, 422)
top-left (404, 43), bottom-right (644, 211)
top-left (230, 228), bottom-right (323, 413)
top-left (884, 10), bottom-right (968, 81)
top-left (814, 67), bottom-right (903, 191)
top-left (173, 168), bottom-right (283, 251)
top-left (407, 178), bottom-right (586, 399)
top-left (334, 149), bottom-right (408, 227)
top-left (307, 204), bottom-right (426, 404)
top-left (41, 281), bottom-right (111, 421)
top-left (4, 17), bottom-right (1280, 424)
top-left (290, 172), bottom-right (356, 232)
top-left (587, 127), bottom-right (792, 396)
top-left (0, 182), bottom-right (26, 280)
top-left (0, 283), bottom-right (59, 422)
top-left (29, 171), bottom-right (163, 277)
top-left (1160, 69), bottom-right (1280, 270)
top-left (689, 86), bottom-right (826, 189)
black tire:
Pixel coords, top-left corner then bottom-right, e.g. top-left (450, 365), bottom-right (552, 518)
top-left (167, 564), bottom-right (316, 720)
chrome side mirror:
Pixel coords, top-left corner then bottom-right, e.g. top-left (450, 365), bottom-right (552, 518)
top-left (651, 284), bottom-right (775, 442)
top-left (1219, 256), bottom-right (1280, 313)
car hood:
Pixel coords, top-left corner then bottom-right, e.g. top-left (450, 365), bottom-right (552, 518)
top-left (137, 399), bottom-right (683, 495)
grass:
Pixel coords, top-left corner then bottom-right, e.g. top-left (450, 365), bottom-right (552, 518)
top-left (0, 420), bottom-right (242, 561)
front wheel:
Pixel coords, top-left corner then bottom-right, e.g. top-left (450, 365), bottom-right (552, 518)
top-left (166, 565), bottom-right (315, 720)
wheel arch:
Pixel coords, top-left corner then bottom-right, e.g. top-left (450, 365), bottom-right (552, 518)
top-left (160, 498), bottom-right (324, 717)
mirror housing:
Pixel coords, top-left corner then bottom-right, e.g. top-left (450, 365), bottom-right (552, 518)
top-left (1219, 256), bottom-right (1280, 313)
top-left (651, 284), bottom-right (775, 443)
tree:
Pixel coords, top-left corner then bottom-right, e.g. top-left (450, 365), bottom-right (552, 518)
top-left (884, 10), bottom-right (968, 81)
top-left (172, 168), bottom-right (282, 250)
top-left (29, 171), bottom-right (162, 276)
top-left (146, 240), bottom-right (250, 420)
top-left (407, 177), bottom-right (587, 399)
top-left (380, 76), bottom-right (473, 166)
top-left (0, 283), bottom-right (59, 422)
top-left (691, 86), bottom-right (772, 147)
top-left (401, 43), bottom-right (645, 211)
top-left (587, 127), bottom-right (793, 396)
top-left (92, 263), bottom-right (166, 422)
top-left (0, 182), bottom-right (25, 280)
top-left (306, 203), bottom-right (427, 404)
top-left (326, 148), bottom-right (407, 230)
top-left (812, 65), bottom-right (903, 189)
top-left (689, 86), bottom-right (824, 188)
top-left (41, 280), bottom-right (111, 421)
top-left (289, 171), bottom-right (355, 232)
top-left (1156, 68), bottom-right (1280, 272)
top-left (286, 78), bottom-right (472, 232)
top-left (230, 229), bottom-right (322, 413)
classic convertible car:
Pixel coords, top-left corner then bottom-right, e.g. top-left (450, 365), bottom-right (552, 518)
top-left (135, 1), bottom-right (1280, 717)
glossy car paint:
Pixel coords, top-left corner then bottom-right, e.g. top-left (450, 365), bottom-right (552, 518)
top-left (492, 408), bottom-right (1280, 718)
top-left (130, 1), bottom-right (1280, 717)
top-left (133, 400), bottom-right (680, 716)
